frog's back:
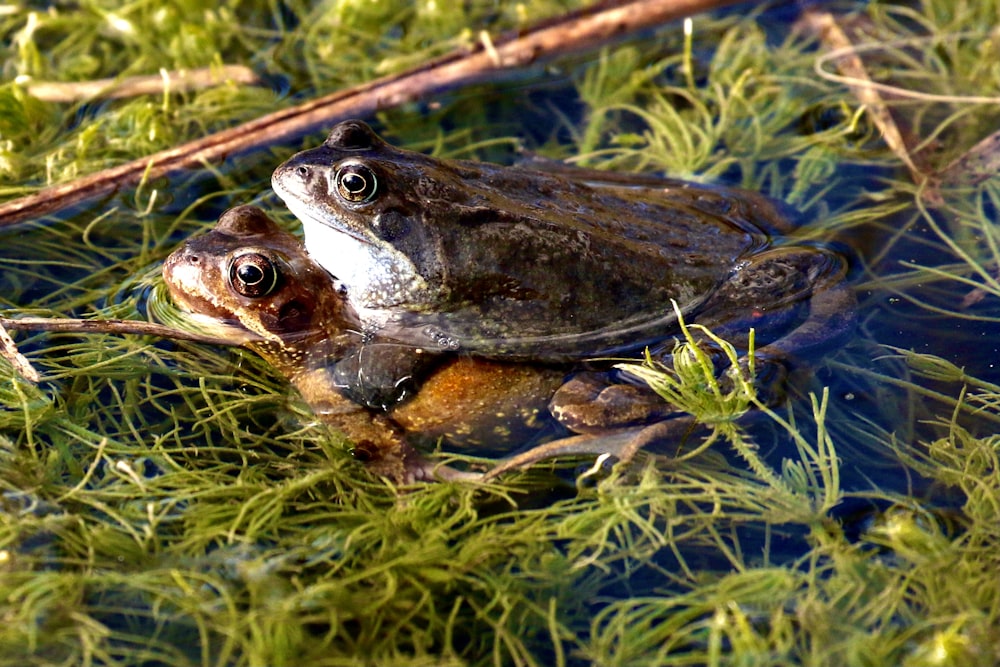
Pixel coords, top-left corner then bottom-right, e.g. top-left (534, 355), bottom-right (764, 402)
top-left (393, 162), bottom-right (774, 358)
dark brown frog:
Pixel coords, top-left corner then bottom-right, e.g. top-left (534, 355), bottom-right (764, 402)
top-left (271, 120), bottom-right (855, 407)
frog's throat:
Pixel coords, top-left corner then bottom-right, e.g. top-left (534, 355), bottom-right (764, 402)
top-left (281, 197), bottom-right (373, 248)
top-left (297, 216), bottom-right (431, 312)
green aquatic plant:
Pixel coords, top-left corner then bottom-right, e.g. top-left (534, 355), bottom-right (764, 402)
top-left (618, 309), bottom-right (757, 426)
top-left (617, 302), bottom-right (842, 521)
top-left (4, 0), bottom-right (1000, 665)
top-left (579, 357), bottom-right (1000, 667)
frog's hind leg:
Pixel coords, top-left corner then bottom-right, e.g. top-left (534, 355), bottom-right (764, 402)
top-left (684, 246), bottom-right (856, 399)
top-left (735, 247), bottom-right (856, 362)
top-left (482, 416), bottom-right (701, 481)
top-left (755, 280), bottom-right (857, 364)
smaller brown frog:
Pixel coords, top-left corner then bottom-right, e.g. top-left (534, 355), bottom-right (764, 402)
top-left (164, 205), bottom-right (657, 481)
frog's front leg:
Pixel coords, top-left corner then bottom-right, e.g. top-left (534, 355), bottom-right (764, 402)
top-left (332, 342), bottom-right (441, 410)
top-left (292, 365), bottom-right (481, 483)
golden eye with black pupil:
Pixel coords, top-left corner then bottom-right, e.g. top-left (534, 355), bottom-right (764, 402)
top-left (335, 163), bottom-right (378, 202)
top-left (228, 253), bottom-right (280, 298)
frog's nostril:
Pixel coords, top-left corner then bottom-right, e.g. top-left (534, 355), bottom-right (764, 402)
top-left (296, 165), bottom-right (310, 178)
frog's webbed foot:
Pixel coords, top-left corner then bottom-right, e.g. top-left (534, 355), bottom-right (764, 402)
top-left (752, 280), bottom-right (857, 363)
top-left (724, 278), bottom-right (855, 406)
top-left (482, 429), bottom-right (642, 481)
top-left (482, 416), bottom-right (700, 481)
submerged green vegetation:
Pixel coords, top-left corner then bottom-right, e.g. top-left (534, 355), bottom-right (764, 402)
top-left (2, 0), bottom-right (1000, 665)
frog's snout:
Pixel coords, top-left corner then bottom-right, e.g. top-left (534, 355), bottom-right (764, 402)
top-left (162, 248), bottom-right (205, 305)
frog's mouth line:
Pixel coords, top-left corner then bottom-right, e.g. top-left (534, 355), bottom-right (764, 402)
top-left (166, 308), bottom-right (268, 345)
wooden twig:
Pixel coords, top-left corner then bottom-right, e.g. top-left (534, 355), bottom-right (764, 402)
top-left (801, 10), bottom-right (925, 184)
top-left (0, 317), bottom-right (263, 346)
top-left (0, 316), bottom-right (258, 346)
top-left (20, 65), bottom-right (262, 103)
top-left (0, 0), bottom-right (742, 227)
top-left (0, 316), bottom-right (260, 383)
top-left (807, 11), bottom-right (1000, 203)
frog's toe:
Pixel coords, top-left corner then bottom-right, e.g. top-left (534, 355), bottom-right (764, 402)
top-left (405, 459), bottom-right (485, 484)
top-left (483, 416), bottom-right (706, 481)
top-left (482, 428), bottom-right (646, 481)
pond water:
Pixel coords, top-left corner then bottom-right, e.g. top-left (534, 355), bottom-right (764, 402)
top-left (2, 1), bottom-right (1000, 665)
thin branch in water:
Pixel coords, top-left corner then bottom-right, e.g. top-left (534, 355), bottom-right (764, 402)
top-left (0, 316), bottom-right (260, 383)
top-left (808, 23), bottom-right (1000, 194)
top-left (0, 0), bottom-right (743, 227)
top-left (812, 32), bottom-right (1000, 106)
top-left (0, 316), bottom-right (259, 346)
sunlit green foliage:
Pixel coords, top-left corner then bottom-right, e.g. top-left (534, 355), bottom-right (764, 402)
top-left (2, 0), bottom-right (1000, 665)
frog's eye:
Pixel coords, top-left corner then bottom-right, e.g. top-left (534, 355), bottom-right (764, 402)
top-left (228, 252), bottom-right (281, 298)
top-left (334, 163), bottom-right (378, 203)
